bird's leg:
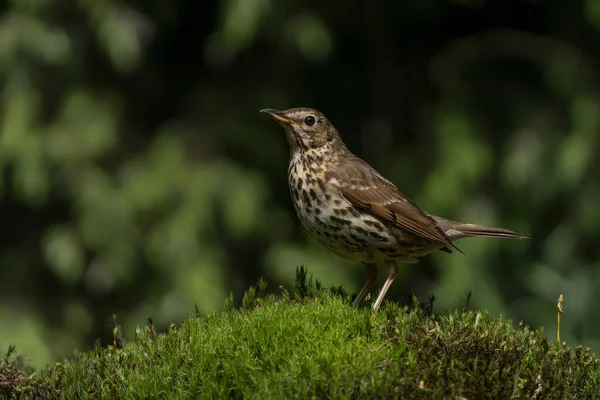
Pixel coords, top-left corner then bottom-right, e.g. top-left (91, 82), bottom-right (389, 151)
top-left (352, 263), bottom-right (378, 309)
top-left (372, 261), bottom-right (398, 311)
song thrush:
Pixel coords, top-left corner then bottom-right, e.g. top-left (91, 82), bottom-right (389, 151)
top-left (261, 107), bottom-right (527, 311)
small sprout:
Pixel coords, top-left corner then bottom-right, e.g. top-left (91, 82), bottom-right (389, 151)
top-left (278, 285), bottom-right (289, 301)
top-left (112, 315), bottom-right (126, 349)
top-left (112, 327), bottom-right (118, 349)
top-left (557, 293), bottom-right (564, 313)
top-left (294, 266), bottom-right (309, 299)
top-left (146, 316), bottom-right (156, 340)
top-left (461, 292), bottom-right (472, 312)
top-left (5, 344), bottom-right (17, 361)
top-left (257, 277), bottom-right (268, 298)
top-left (242, 286), bottom-right (257, 310)
top-left (224, 292), bottom-right (235, 312)
top-left (557, 293), bottom-right (564, 345)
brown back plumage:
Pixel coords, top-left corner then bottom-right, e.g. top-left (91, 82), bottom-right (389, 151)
top-left (332, 156), bottom-right (462, 252)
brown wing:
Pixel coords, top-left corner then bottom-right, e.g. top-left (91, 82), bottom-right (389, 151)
top-left (332, 156), bottom-right (461, 252)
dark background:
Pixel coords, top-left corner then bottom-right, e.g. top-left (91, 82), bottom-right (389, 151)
top-left (1, 0), bottom-right (599, 367)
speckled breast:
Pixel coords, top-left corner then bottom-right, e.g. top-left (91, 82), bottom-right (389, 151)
top-left (287, 155), bottom-right (433, 264)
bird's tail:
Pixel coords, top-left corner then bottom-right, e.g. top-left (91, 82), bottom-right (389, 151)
top-left (428, 214), bottom-right (528, 240)
top-left (449, 222), bottom-right (528, 239)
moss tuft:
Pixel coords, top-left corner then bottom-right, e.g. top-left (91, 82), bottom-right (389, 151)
top-left (4, 269), bottom-right (600, 398)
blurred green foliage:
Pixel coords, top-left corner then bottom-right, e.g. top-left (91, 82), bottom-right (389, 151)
top-left (0, 0), bottom-right (599, 367)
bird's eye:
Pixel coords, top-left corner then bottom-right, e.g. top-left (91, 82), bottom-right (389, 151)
top-left (304, 116), bottom-right (316, 126)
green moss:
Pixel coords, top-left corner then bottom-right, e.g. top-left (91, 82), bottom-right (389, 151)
top-left (0, 346), bottom-right (56, 399)
top-left (4, 269), bottom-right (600, 399)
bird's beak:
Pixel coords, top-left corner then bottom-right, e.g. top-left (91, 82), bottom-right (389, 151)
top-left (260, 108), bottom-right (296, 126)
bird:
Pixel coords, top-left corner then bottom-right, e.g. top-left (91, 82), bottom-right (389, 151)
top-left (261, 107), bottom-right (527, 311)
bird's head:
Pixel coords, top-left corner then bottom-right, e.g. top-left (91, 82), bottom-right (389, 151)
top-left (260, 107), bottom-right (342, 152)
